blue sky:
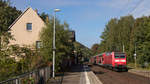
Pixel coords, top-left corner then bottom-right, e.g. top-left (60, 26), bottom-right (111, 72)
top-left (10, 0), bottom-right (150, 48)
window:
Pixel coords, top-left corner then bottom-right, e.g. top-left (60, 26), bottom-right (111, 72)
top-left (36, 41), bottom-right (41, 49)
top-left (115, 53), bottom-right (125, 58)
top-left (120, 56), bottom-right (125, 58)
top-left (26, 23), bottom-right (32, 31)
top-left (115, 56), bottom-right (120, 58)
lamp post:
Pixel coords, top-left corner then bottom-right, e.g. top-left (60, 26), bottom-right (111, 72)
top-left (73, 50), bottom-right (77, 64)
top-left (134, 43), bottom-right (137, 68)
top-left (53, 8), bottom-right (61, 78)
top-left (123, 44), bottom-right (125, 53)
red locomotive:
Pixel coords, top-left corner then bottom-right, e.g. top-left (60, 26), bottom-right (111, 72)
top-left (90, 52), bottom-right (128, 71)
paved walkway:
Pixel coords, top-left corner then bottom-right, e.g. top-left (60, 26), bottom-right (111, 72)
top-left (61, 64), bottom-right (103, 84)
top-left (62, 65), bottom-right (82, 84)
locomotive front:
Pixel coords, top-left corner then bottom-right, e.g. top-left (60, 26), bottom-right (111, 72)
top-left (112, 52), bottom-right (127, 71)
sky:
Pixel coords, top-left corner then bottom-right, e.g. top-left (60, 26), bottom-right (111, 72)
top-left (9, 0), bottom-right (150, 48)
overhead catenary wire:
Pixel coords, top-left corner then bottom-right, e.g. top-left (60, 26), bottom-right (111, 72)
top-left (127, 0), bottom-right (144, 15)
top-left (117, 0), bottom-right (145, 18)
top-left (117, 0), bottom-right (131, 18)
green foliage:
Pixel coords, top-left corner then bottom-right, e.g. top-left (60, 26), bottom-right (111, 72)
top-left (40, 17), bottom-right (73, 71)
top-left (97, 16), bottom-right (134, 60)
top-left (0, 0), bottom-right (21, 57)
top-left (132, 16), bottom-right (150, 65)
top-left (0, 0), bottom-right (23, 81)
top-left (100, 16), bottom-right (134, 52)
top-left (22, 77), bottom-right (35, 84)
top-left (0, 0), bottom-right (21, 48)
top-left (97, 15), bottom-right (150, 66)
top-left (40, 12), bottom-right (49, 22)
top-left (91, 44), bottom-right (99, 55)
top-left (0, 44), bottom-right (43, 81)
top-left (0, 58), bottom-right (17, 81)
top-left (0, 0), bottom-right (21, 32)
top-left (74, 42), bottom-right (93, 60)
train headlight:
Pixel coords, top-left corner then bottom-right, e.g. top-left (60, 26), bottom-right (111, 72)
top-left (120, 60), bottom-right (126, 62)
top-left (115, 60), bottom-right (119, 62)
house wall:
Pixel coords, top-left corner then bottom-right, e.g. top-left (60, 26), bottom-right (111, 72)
top-left (10, 8), bottom-right (45, 47)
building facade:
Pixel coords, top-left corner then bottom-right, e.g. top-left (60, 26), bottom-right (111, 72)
top-left (9, 7), bottom-right (45, 48)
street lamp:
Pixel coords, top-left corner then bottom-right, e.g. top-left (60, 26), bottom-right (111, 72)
top-left (53, 8), bottom-right (61, 78)
top-left (73, 50), bottom-right (77, 64)
top-left (134, 43), bottom-right (137, 68)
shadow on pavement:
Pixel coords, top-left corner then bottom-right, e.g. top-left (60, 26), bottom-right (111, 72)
top-left (93, 71), bottom-right (105, 74)
top-left (63, 64), bottom-right (84, 76)
top-left (47, 64), bottom-right (85, 84)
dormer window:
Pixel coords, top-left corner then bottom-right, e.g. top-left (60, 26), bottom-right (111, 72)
top-left (26, 23), bottom-right (32, 31)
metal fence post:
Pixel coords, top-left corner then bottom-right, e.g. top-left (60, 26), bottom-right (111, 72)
top-left (16, 78), bottom-right (19, 84)
top-left (30, 73), bottom-right (32, 78)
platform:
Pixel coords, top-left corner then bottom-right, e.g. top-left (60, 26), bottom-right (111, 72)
top-left (61, 64), bottom-right (103, 84)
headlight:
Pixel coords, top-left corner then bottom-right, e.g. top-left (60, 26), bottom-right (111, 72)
top-left (120, 60), bottom-right (126, 62)
top-left (115, 60), bottom-right (119, 62)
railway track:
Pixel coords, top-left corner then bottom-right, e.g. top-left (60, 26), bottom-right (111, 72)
top-left (90, 65), bottom-right (150, 84)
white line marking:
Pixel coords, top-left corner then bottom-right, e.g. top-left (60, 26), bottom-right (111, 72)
top-left (91, 71), bottom-right (103, 84)
top-left (84, 65), bottom-right (90, 84)
top-left (85, 71), bottom-right (90, 84)
top-left (80, 72), bottom-right (86, 84)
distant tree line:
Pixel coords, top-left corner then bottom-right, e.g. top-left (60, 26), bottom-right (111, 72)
top-left (92, 15), bottom-right (150, 66)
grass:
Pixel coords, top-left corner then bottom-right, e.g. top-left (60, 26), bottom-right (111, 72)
top-left (127, 63), bottom-right (150, 71)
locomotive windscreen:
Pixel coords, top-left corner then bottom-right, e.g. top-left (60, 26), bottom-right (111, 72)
top-left (115, 53), bottom-right (125, 58)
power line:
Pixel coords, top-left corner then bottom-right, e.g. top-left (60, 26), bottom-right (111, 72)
top-left (128, 0), bottom-right (144, 14)
top-left (117, 0), bottom-right (131, 18)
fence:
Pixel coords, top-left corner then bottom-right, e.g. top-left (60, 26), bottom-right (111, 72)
top-left (0, 66), bottom-right (50, 84)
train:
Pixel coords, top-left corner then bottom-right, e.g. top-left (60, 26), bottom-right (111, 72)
top-left (90, 52), bottom-right (128, 71)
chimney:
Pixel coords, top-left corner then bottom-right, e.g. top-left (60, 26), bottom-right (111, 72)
top-left (34, 9), bottom-right (38, 14)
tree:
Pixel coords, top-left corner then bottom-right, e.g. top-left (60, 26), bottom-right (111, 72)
top-left (91, 44), bottom-right (99, 55)
top-left (40, 17), bottom-right (73, 71)
top-left (40, 12), bottom-right (49, 22)
top-left (74, 42), bottom-right (93, 58)
top-left (130, 16), bottom-right (150, 64)
top-left (98, 15), bottom-right (135, 62)
top-left (0, 0), bottom-right (21, 51)
top-left (117, 16), bottom-right (134, 62)
top-left (0, 0), bottom-right (23, 81)
top-left (99, 18), bottom-right (118, 52)
top-left (98, 15), bottom-right (150, 66)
